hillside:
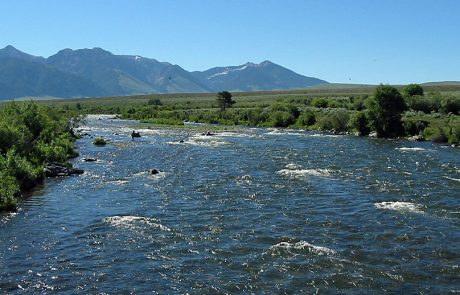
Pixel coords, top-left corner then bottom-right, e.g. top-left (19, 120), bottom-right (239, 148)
top-left (0, 46), bottom-right (328, 100)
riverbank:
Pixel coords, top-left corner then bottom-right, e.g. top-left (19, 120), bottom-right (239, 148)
top-left (0, 102), bottom-right (80, 211)
top-left (38, 84), bottom-right (460, 145)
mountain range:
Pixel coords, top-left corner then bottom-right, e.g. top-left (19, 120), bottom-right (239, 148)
top-left (0, 45), bottom-right (328, 100)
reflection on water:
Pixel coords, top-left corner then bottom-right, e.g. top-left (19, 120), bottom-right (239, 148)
top-left (1, 115), bottom-right (459, 294)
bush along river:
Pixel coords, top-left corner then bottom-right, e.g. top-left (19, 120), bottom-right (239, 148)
top-left (1, 115), bottom-right (460, 294)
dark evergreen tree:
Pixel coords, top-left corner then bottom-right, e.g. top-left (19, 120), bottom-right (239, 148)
top-left (216, 91), bottom-right (235, 111)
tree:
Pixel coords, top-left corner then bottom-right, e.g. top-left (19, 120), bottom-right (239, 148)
top-left (216, 91), bottom-right (235, 111)
top-left (147, 98), bottom-right (162, 106)
top-left (403, 83), bottom-right (424, 97)
top-left (351, 111), bottom-right (371, 136)
top-left (367, 85), bottom-right (407, 137)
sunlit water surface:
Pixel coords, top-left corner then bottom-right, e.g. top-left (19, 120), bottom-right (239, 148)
top-left (1, 115), bottom-right (459, 294)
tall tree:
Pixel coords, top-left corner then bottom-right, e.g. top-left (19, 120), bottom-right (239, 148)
top-left (216, 91), bottom-right (235, 111)
top-left (367, 85), bottom-right (407, 137)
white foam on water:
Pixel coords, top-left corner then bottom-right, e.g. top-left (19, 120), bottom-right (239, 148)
top-left (374, 201), bottom-right (423, 213)
top-left (269, 240), bottom-right (336, 256)
top-left (307, 133), bottom-right (340, 138)
top-left (215, 132), bottom-right (255, 138)
top-left (132, 171), bottom-right (167, 179)
top-left (277, 168), bottom-right (333, 177)
top-left (265, 130), bottom-right (304, 136)
top-left (284, 163), bottom-right (302, 170)
top-left (133, 128), bottom-right (169, 135)
top-left (445, 176), bottom-right (460, 182)
top-left (106, 179), bottom-right (130, 185)
top-left (84, 114), bottom-right (116, 121)
top-left (396, 147), bottom-right (427, 152)
top-left (1, 212), bottom-right (19, 223)
top-left (184, 139), bottom-right (228, 147)
top-left (103, 215), bottom-right (171, 231)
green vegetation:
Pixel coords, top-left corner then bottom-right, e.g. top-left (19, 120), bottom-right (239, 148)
top-left (0, 101), bottom-right (78, 211)
top-left (93, 138), bottom-right (107, 146)
top-left (367, 85), bottom-right (406, 138)
top-left (403, 83), bottom-right (424, 97)
top-left (40, 83), bottom-right (460, 144)
top-left (216, 91), bottom-right (235, 111)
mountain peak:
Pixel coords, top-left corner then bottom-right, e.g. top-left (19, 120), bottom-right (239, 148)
top-left (53, 47), bottom-right (113, 58)
top-left (0, 45), bottom-right (25, 56)
top-left (259, 60), bottom-right (274, 66)
top-left (0, 45), bottom-right (44, 62)
top-left (3, 45), bottom-right (18, 51)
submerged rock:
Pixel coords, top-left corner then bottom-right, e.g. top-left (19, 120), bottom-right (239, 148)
top-left (44, 163), bottom-right (84, 177)
top-left (82, 158), bottom-right (97, 162)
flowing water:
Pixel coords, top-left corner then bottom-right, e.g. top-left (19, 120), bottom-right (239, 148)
top-left (1, 115), bottom-right (460, 294)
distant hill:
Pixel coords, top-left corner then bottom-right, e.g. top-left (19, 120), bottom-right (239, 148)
top-left (0, 46), bottom-right (328, 100)
top-left (0, 57), bottom-right (105, 99)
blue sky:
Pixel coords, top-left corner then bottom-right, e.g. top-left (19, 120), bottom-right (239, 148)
top-left (1, 0), bottom-right (459, 84)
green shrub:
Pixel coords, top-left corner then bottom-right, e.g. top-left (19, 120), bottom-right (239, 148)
top-left (270, 103), bottom-right (300, 119)
top-left (403, 120), bottom-right (429, 136)
top-left (350, 111), bottom-right (371, 136)
top-left (441, 96), bottom-right (460, 115)
top-left (246, 108), bottom-right (269, 126)
top-left (406, 95), bottom-right (435, 113)
top-left (296, 109), bottom-right (316, 127)
top-left (403, 83), bottom-right (424, 97)
top-left (147, 98), bottom-right (163, 106)
top-left (0, 101), bottom-right (79, 211)
top-left (270, 111), bottom-right (296, 127)
top-left (93, 138), bottom-right (107, 146)
top-left (0, 150), bottom-right (43, 191)
top-left (447, 122), bottom-right (460, 145)
top-left (318, 109), bottom-right (350, 133)
top-left (0, 172), bottom-right (19, 211)
top-left (311, 98), bottom-right (329, 108)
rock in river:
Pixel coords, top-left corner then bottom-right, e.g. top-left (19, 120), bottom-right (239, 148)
top-left (44, 163), bottom-right (84, 177)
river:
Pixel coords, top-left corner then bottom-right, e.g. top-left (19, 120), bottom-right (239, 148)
top-left (1, 115), bottom-right (459, 294)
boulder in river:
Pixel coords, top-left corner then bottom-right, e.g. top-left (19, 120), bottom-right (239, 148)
top-left (83, 158), bottom-right (97, 162)
top-left (408, 135), bottom-right (425, 142)
top-left (44, 163), bottom-right (84, 177)
top-left (131, 131), bottom-right (141, 139)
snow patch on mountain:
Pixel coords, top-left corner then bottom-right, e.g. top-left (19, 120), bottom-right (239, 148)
top-left (207, 65), bottom-right (249, 79)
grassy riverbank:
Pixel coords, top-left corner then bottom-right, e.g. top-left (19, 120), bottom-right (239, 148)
top-left (0, 102), bottom-right (79, 211)
top-left (41, 83), bottom-right (460, 144)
